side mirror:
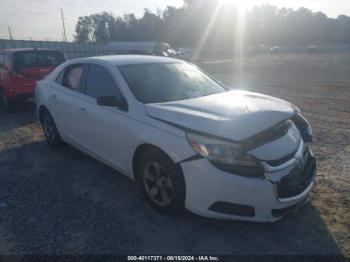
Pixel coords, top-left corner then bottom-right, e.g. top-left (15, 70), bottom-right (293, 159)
top-left (96, 95), bottom-right (128, 111)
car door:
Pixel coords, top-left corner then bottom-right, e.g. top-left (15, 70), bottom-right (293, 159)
top-left (77, 63), bottom-right (131, 172)
top-left (48, 63), bottom-right (87, 145)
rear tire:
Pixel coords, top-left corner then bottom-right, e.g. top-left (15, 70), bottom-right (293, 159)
top-left (137, 149), bottom-right (186, 214)
top-left (1, 90), bottom-right (17, 113)
top-left (40, 110), bottom-right (63, 147)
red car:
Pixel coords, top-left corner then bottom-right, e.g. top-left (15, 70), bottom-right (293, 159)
top-left (0, 48), bottom-right (65, 112)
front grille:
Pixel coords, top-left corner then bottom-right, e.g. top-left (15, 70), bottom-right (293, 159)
top-left (266, 144), bottom-right (309, 167)
top-left (265, 150), bottom-right (296, 167)
top-left (276, 155), bottom-right (316, 199)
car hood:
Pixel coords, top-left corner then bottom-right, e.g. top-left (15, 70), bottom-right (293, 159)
top-left (146, 90), bottom-right (298, 142)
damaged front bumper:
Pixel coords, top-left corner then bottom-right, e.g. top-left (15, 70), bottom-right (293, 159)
top-left (181, 139), bottom-right (316, 222)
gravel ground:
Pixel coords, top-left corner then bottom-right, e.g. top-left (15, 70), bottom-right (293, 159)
top-left (0, 53), bottom-right (349, 256)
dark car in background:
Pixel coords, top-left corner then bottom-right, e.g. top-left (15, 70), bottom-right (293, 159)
top-left (106, 41), bottom-right (179, 58)
top-left (0, 48), bottom-right (65, 112)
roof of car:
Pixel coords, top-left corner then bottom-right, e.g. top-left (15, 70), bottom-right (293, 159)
top-left (0, 48), bottom-right (62, 54)
top-left (74, 55), bottom-right (182, 66)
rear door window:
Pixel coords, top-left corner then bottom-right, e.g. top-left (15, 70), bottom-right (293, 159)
top-left (13, 51), bottom-right (65, 73)
top-left (56, 64), bottom-right (84, 92)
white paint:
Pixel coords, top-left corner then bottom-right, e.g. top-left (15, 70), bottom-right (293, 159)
top-left (35, 55), bottom-right (316, 222)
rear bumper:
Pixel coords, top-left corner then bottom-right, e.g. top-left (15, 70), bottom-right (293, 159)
top-left (5, 79), bottom-right (36, 98)
top-left (181, 141), bottom-right (316, 222)
top-left (6, 93), bottom-right (34, 102)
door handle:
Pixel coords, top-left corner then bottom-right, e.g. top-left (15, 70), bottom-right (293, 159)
top-left (51, 94), bottom-right (58, 100)
top-left (79, 107), bottom-right (88, 114)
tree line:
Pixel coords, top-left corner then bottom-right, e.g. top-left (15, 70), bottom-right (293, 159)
top-left (74, 0), bottom-right (350, 48)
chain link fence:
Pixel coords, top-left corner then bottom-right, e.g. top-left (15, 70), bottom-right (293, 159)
top-left (0, 39), bottom-right (113, 59)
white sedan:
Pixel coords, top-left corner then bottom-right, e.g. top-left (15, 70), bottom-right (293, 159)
top-left (35, 55), bottom-right (316, 222)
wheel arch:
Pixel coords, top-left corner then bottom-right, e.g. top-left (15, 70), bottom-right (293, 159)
top-left (132, 143), bottom-right (183, 181)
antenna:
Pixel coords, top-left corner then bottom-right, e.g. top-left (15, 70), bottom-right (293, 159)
top-left (61, 8), bottom-right (67, 42)
top-left (8, 26), bottom-right (13, 40)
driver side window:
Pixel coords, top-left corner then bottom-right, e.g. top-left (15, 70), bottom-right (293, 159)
top-left (85, 64), bottom-right (122, 99)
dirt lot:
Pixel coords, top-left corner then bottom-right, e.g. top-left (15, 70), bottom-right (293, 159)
top-left (0, 53), bottom-right (349, 256)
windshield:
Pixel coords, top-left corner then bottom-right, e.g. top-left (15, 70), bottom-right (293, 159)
top-left (13, 51), bottom-right (65, 73)
top-left (118, 62), bottom-right (226, 103)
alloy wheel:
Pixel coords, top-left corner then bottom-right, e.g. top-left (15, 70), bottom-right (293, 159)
top-left (43, 115), bottom-right (56, 143)
top-left (142, 161), bottom-right (174, 207)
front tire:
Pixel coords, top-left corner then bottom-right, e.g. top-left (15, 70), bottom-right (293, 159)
top-left (40, 111), bottom-right (63, 147)
top-left (137, 149), bottom-right (186, 214)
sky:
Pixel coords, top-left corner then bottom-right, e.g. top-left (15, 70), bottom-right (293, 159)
top-left (0, 0), bottom-right (350, 42)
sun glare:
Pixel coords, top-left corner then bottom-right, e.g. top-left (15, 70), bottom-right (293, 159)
top-left (192, 3), bottom-right (222, 60)
top-left (193, 0), bottom-right (249, 64)
top-left (213, 0), bottom-right (249, 86)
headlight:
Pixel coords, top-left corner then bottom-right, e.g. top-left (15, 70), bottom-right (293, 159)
top-left (186, 132), bottom-right (259, 167)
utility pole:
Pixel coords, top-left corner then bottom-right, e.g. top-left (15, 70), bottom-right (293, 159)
top-left (8, 26), bottom-right (13, 40)
top-left (61, 8), bottom-right (67, 42)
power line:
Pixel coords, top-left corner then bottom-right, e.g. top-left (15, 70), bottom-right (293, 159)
top-left (61, 8), bottom-right (67, 42)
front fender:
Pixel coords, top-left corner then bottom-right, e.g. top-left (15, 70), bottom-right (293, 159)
top-left (126, 120), bottom-right (196, 179)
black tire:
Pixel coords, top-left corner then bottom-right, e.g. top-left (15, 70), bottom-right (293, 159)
top-left (137, 149), bottom-right (186, 214)
top-left (1, 89), bottom-right (17, 113)
top-left (40, 110), bottom-right (63, 147)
